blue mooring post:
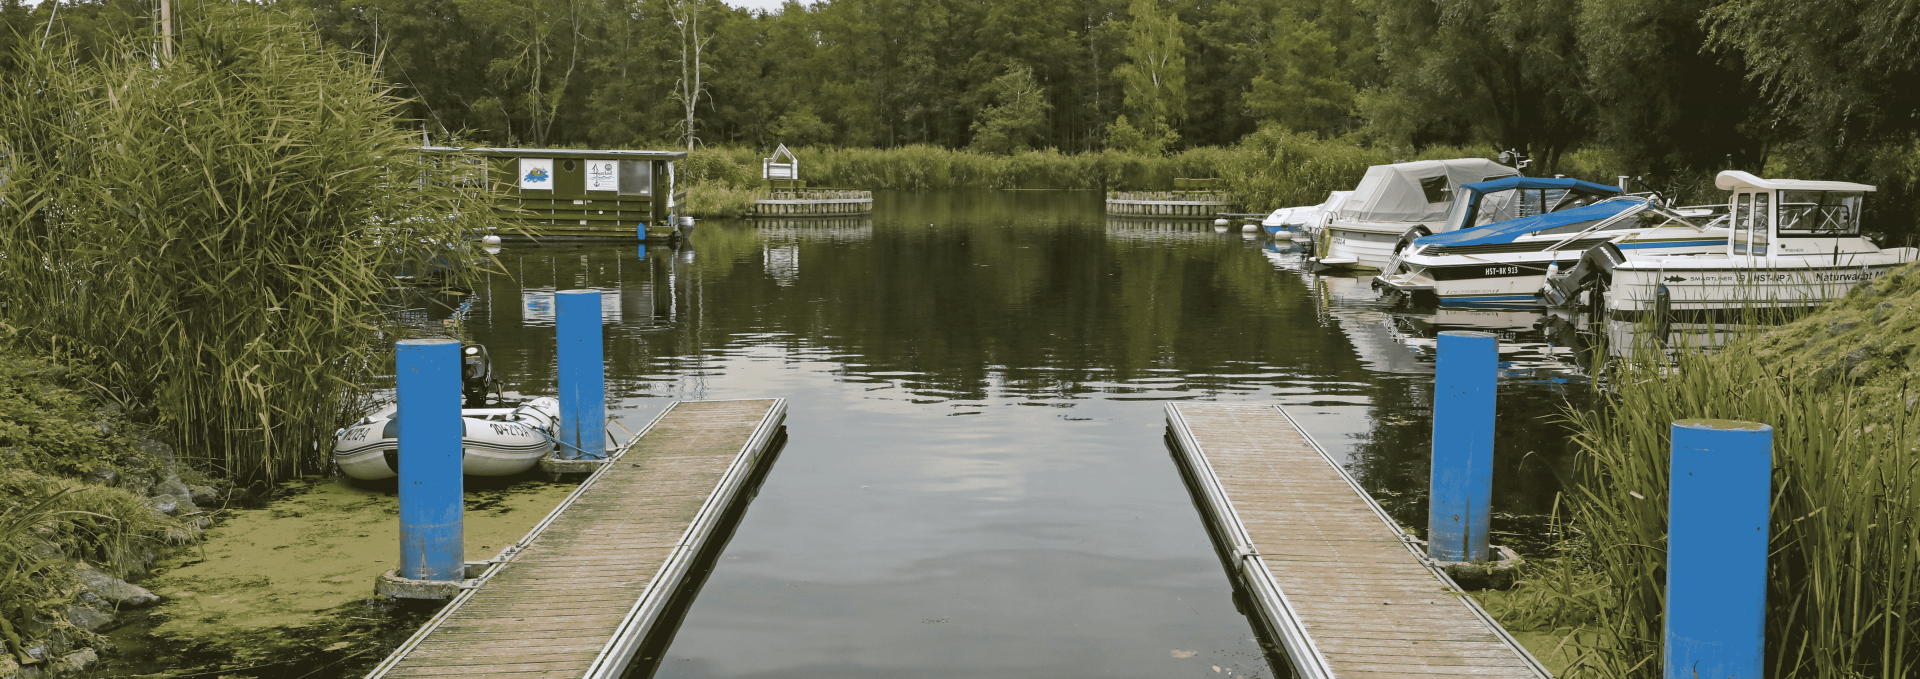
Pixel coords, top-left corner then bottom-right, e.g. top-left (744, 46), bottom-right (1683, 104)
top-left (396, 338), bottom-right (464, 582)
top-left (1428, 330), bottom-right (1497, 563)
top-left (556, 289), bottom-right (606, 460)
top-left (1665, 419), bottom-right (1772, 679)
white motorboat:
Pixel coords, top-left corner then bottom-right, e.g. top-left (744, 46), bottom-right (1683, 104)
top-left (1542, 171), bottom-right (1919, 321)
top-left (1314, 159), bottom-right (1519, 270)
top-left (1375, 177), bottom-right (1729, 307)
top-left (333, 397), bottom-right (560, 480)
top-left (1262, 191), bottom-right (1349, 241)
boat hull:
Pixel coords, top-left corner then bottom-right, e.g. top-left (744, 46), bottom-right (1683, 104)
top-left (332, 399), bottom-right (558, 480)
top-left (1319, 223), bottom-right (1409, 270)
top-left (1603, 249), bottom-right (1919, 320)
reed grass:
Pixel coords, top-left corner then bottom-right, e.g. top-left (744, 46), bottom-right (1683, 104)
top-left (1553, 271), bottom-right (1920, 677)
top-left (0, 4), bottom-right (500, 481)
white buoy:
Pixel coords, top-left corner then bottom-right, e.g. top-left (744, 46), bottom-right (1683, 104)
top-left (1241, 224), bottom-right (1259, 233)
top-left (1214, 218), bottom-right (1229, 227)
top-left (481, 234), bottom-right (502, 246)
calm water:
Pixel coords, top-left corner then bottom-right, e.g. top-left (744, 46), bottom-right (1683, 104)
top-left (438, 190), bottom-right (1589, 678)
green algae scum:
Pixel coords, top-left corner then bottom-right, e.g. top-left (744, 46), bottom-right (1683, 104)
top-left (99, 477), bottom-right (576, 677)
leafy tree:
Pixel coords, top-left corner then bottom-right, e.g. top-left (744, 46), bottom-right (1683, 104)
top-left (1578, 0), bottom-right (1763, 173)
top-left (1704, 0), bottom-right (1920, 172)
top-left (967, 64), bottom-right (1053, 154)
top-left (1243, 12), bottom-right (1354, 137)
top-left (1361, 0), bottom-right (1591, 171)
top-left (1112, 0), bottom-right (1186, 150)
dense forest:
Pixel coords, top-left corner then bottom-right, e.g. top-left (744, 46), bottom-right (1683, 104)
top-left (3, 0), bottom-right (1914, 179)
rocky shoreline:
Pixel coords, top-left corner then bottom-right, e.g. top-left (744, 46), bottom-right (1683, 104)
top-left (0, 353), bottom-right (258, 678)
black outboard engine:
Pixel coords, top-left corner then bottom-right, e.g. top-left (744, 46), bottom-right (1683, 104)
top-left (460, 343), bottom-right (496, 406)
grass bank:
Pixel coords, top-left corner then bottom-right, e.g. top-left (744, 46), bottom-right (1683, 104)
top-left (1493, 262), bottom-right (1920, 677)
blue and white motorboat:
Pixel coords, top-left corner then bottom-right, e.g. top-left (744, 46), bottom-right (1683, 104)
top-left (1374, 177), bottom-right (1729, 307)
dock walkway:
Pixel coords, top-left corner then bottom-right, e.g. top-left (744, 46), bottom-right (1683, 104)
top-left (366, 398), bottom-right (787, 679)
top-left (1165, 403), bottom-right (1548, 679)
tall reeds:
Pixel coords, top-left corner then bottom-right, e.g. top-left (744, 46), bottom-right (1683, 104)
top-left (679, 129), bottom-right (1488, 214)
top-left (0, 4), bottom-right (498, 481)
top-left (1559, 292), bottom-right (1920, 677)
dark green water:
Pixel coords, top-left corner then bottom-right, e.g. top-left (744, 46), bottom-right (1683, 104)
top-left (448, 190), bottom-right (1590, 679)
top-left (101, 189), bottom-right (1590, 678)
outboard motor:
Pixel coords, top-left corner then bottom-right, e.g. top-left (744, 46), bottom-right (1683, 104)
top-left (460, 343), bottom-right (496, 406)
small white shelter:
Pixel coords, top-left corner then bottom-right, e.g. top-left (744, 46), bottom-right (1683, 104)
top-left (763, 144), bottom-right (799, 181)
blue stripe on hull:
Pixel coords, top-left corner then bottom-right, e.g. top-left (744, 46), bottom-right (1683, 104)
top-left (1616, 240), bottom-right (1725, 250)
top-left (1436, 294), bottom-right (1542, 308)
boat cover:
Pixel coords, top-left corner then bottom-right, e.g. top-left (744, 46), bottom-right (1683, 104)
top-left (1443, 176), bottom-right (1622, 232)
top-left (1335, 159), bottom-right (1518, 224)
top-left (1414, 199), bottom-right (1643, 248)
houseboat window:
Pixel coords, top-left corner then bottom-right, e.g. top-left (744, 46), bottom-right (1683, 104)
top-left (618, 160), bottom-right (651, 196)
top-left (1777, 190), bottom-right (1862, 236)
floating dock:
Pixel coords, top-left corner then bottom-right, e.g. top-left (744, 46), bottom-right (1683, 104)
top-left (1165, 403), bottom-right (1549, 679)
top-left (365, 398), bottom-right (787, 679)
top-left (752, 189), bottom-right (874, 217)
top-left (1105, 186), bottom-right (1237, 218)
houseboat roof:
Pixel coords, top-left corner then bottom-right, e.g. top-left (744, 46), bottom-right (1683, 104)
top-left (419, 146), bottom-right (689, 160)
top-left (1715, 170), bottom-right (1874, 193)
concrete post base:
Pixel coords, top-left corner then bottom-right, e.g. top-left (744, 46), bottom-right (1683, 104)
top-left (375, 569), bottom-right (474, 600)
top-left (1437, 545), bottom-right (1525, 590)
top-left (539, 456), bottom-right (607, 477)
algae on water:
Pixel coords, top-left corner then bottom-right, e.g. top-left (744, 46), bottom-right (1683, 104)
top-left (122, 476), bottom-right (575, 671)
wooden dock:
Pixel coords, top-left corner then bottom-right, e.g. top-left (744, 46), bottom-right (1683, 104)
top-left (1165, 403), bottom-right (1549, 679)
top-left (365, 398), bottom-right (787, 679)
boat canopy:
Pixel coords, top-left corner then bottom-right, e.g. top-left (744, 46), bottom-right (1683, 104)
top-left (1715, 170), bottom-right (1874, 193)
top-left (1414, 199), bottom-right (1643, 249)
top-left (1443, 176), bottom-right (1621, 232)
top-left (1335, 159), bottom-right (1518, 224)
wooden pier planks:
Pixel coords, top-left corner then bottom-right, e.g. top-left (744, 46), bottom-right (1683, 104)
top-left (367, 398), bottom-right (786, 679)
top-left (1166, 403), bottom-right (1548, 679)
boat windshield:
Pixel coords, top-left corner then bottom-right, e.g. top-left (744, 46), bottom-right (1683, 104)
top-left (1777, 191), bottom-right (1863, 236)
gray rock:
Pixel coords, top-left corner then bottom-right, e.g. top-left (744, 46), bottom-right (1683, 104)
top-left (1874, 300), bottom-right (1895, 325)
top-left (135, 438), bottom-right (175, 464)
top-left (118, 471), bottom-right (154, 497)
top-left (149, 495), bottom-right (178, 516)
top-left (73, 564), bottom-right (159, 608)
top-left (153, 473), bottom-right (190, 500)
top-left (64, 606), bottom-right (113, 631)
top-left (83, 466), bottom-right (118, 486)
top-left (1828, 318), bottom-right (1860, 336)
top-left (188, 485), bottom-right (221, 506)
top-left (92, 421), bottom-right (113, 437)
top-left (54, 649), bottom-right (97, 674)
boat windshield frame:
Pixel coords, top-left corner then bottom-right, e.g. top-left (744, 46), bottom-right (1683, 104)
top-left (1776, 190), bottom-right (1864, 238)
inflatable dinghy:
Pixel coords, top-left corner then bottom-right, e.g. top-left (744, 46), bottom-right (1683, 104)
top-left (332, 397), bottom-right (559, 480)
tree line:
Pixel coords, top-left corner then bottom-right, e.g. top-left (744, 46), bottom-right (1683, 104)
top-left (4, 0), bottom-right (1916, 184)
